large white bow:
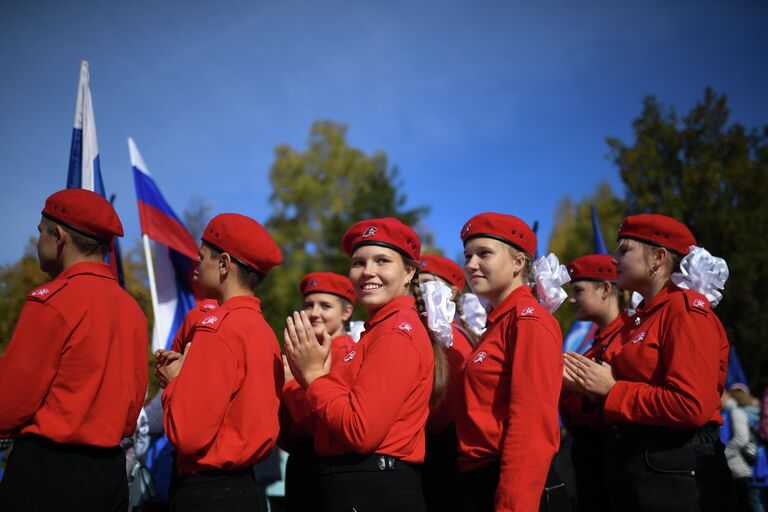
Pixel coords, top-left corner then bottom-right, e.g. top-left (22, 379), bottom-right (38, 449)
top-left (348, 321), bottom-right (366, 343)
top-left (420, 280), bottom-right (456, 348)
top-left (533, 253), bottom-right (570, 313)
top-left (459, 293), bottom-right (488, 337)
top-left (671, 246), bottom-right (729, 307)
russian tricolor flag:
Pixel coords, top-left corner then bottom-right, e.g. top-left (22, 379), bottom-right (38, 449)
top-left (129, 137), bottom-right (198, 352)
top-left (562, 205), bottom-right (607, 354)
top-left (66, 60), bottom-right (124, 285)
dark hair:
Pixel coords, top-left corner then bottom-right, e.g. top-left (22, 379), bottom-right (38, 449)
top-left (403, 257), bottom-right (449, 409)
top-left (637, 241), bottom-right (682, 275)
top-left (42, 217), bottom-right (108, 258)
top-left (587, 280), bottom-right (629, 310)
top-left (204, 242), bottom-right (264, 292)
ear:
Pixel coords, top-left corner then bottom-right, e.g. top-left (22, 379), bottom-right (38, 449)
top-left (341, 302), bottom-right (353, 322)
top-left (52, 225), bottom-right (66, 247)
top-left (219, 252), bottom-right (232, 277)
top-left (404, 266), bottom-right (416, 287)
top-left (599, 280), bottom-right (612, 299)
top-left (511, 250), bottom-right (527, 274)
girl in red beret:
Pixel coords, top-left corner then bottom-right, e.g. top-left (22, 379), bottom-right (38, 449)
top-left (559, 254), bottom-right (627, 512)
top-left (279, 272), bottom-right (355, 512)
top-left (457, 212), bottom-right (570, 512)
top-left (283, 217), bottom-right (448, 511)
top-left (417, 254), bottom-right (475, 511)
top-left (563, 213), bottom-right (733, 511)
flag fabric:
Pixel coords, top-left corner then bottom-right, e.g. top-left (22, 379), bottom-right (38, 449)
top-left (129, 137), bottom-right (198, 353)
top-left (66, 60), bottom-right (124, 285)
top-left (562, 205), bottom-right (606, 353)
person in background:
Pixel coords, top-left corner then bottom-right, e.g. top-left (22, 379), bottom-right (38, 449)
top-left (279, 272), bottom-right (355, 512)
top-left (559, 254), bottom-right (627, 512)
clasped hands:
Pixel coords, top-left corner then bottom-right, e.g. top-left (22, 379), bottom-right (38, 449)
top-left (283, 311), bottom-right (331, 388)
top-left (562, 352), bottom-right (616, 401)
top-left (154, 343), bottom-right (190, 388)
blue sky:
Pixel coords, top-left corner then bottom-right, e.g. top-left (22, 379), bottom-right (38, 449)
top-left (1, 0), bottom-right (766, 264)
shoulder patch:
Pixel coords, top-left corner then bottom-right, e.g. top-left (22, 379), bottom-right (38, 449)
top-left (390, 309), bottom-right (421, 339)
top-left (196, 309), bottom-right (230, 332)
top-left (683, 291), bottom-right (710, 316)
top-left (516, 300), bottom-right (540, 320)
top-left (27, 280), bottom-right (68, 303)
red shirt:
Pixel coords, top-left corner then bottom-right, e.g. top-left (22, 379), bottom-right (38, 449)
top-left (559, 313), bottom-right (627, 432)
top-left (305, 296), bottom-right (433, 463)
top-left (278, 334), bottom-right (354, 452)
top-left (0, 262), bottom-right (148, 447)
top-left (426, 324), bottom-right (474, 434)
top-left (162, 295), bottom-right (284, 473)
top-left (170, 299), bottom-right (219, 353)
top-left (456, 285), bottom-right (563, 512)
top-left (603, 285), bottom-right (729, 428)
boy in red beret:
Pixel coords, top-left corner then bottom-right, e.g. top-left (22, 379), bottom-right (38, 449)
top-left (156, 213), bottom-right (284, 512)
top-left (0, 189), bottom-right (148, 512)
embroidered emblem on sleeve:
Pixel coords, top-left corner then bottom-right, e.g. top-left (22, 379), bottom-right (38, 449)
top-left (343, 350), bottom-right (357, 362)
top-left (472, 351), bottom-right (487, 364)
top-left (630, 332), bottom-right (646, 344)
top-left (397, 322), bottom-right (413, 332)
top-left (31, 288), bottom-right (50, 298)
top-left (201, 316), bottom-right (219, 326)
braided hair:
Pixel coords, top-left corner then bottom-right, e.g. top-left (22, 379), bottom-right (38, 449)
top-left (405, 262), bottom-right (449, 409)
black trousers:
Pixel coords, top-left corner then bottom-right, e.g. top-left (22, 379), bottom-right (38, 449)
top-left (0, 434), bottom-right (128, 512)
top-left (169, 467), bottom-right (267, 512)
top-left (605, 423), bottom-right (735, 512)
top-left (570, 428), bottom-right (611, 512)
top-left (285, 441), bottom-right (318, 512)
top-left (460, 460), bottom-right (573, 512)
top-left (316, 453), bottom-right (426, 512)
top-left (421, 426), bottom-right (471, 511)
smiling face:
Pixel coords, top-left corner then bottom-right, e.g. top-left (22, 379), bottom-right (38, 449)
top-left (349, 245), bottom-right (415, 313)
top-left (463, 237), bottom-right (524, 305)
top-left (302, 292), bottom-right (353, 339)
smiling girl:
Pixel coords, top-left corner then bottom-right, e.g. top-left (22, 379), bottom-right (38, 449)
top-left (283, 217), bottom-right (447, 511)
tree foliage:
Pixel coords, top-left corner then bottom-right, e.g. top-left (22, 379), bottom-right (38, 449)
top-left (259, 120), bottom-right (429, 332)
top-left (547, 182), bottom-right (627, 333)
top-left (0, 240), bottom-right (48, 353)
top-left (607, 88), bottom-right (768, 380)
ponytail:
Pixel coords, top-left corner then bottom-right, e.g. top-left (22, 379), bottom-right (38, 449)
top-left (408, 271), bottom-right (449, 409)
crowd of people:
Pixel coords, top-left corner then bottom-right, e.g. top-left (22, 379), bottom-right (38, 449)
top-left (0, 187), bottom-right (747, 512)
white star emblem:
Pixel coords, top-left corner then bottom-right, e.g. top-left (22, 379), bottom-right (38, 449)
top-left (31, 288), bottom-right (49, 297)
top-left (201, 316), bottom-right (218, 326)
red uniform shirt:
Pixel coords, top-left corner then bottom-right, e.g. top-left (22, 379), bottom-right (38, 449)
top-left (426, 324), bottom-right (474, 434)
top-left (559, 313), bottom-right (627, 432)
top-left (603, 285), bottom-right (729, 428)
top-left (162, 295), bottom-right (284, 473)
top-left (305, 296), bottom-right (433, 463)
top-left (170, 299), bottom-right (218, 353)
top-left (0, 262), bottom-right (148, 447)
top-left (456, 285), bottom-right (563, 512)
top-left (278, 334), bottom-right (354, 452)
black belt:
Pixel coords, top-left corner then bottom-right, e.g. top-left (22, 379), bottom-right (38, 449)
top-left (317, 453), bottom-right (418, 472)
top-left (18, 434), bottom-right (121, 458)
top-left (610, 422), bottom-right (720, 444)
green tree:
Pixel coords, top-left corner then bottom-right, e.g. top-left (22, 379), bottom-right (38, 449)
top-left (260, 120), bottom-right (429, 333)
top-left (0, 240), bottom-right (48, 352)
top-left (607, 88), bottom-right (768, 381)
top-left (547, 182), bottom-right (627, 334)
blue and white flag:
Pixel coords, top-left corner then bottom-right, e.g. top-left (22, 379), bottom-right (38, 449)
top-left (66, 60), bottom-right (124, 285)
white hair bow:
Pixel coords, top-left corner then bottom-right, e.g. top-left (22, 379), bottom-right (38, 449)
top-left (671, 246), bottom-right (729, 307)
top-left (459, 293), bottom-right (488, 337)
top-left (533, 253), bottom-right (570, 313)
top-left (420, 280), bottom-right (456, 348)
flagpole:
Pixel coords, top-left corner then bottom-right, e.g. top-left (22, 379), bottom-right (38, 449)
top-left (142, 234), bottom-right (161, 341)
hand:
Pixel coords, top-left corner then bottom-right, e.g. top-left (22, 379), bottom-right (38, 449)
top-left (561, 363), bottom-right (582, 392)
top-left (282, 355), bottom-right (295, 384)
top-left (564, 352), bottom-right (616, 398)
top-left (283, 311), bottom-right (331, 388)
top-left (156, 343), bottom-right (190, 388)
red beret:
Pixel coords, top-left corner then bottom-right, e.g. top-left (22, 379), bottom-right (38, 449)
top-left (568, 254), bottom-right (617, 282)
top-left (419, 255), bottom-right (466, 290)
top-left (618, 214), bottom-right (696, 256)
top-left (300, 272), bottom-right (356, 304)
top-left (342, 217), bottom-right (421, 261)
top-left (202, 213), bottom-right (282, 275)
top-left (460, 212), bottom-right (537, 257)
top-left (42, 189), bottom-right (123, 242)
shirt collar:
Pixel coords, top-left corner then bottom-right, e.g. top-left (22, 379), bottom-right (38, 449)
top-left (486, 285), bottom-right (535, 325)
top-left (59, 261), bottom-right (116, 281)
top-left (221, 295), bottom-right (262, 312)
top-left (635, 283), bottom-right (678, 317)
top-left (595, 312), bottom-right (628, 343)
top-left (364, 295), bottom-right (416, 330)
